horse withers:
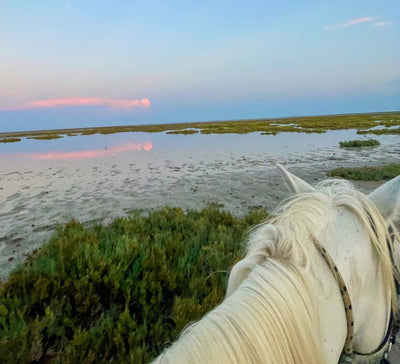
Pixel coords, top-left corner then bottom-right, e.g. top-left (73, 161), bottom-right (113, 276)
top-left (154, 165), bottom-right (400, 364)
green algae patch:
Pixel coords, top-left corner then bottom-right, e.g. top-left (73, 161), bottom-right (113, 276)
top-left (339, 139), bottom-right (380, 147)
top-left (1, 112), bottom-right (399, 143)
top-left (328, 163), bottom-right (400, 181)
top-left (0, 205), bottom-right (268, 363)
top-left (0, 137), bottom-right (21, 143)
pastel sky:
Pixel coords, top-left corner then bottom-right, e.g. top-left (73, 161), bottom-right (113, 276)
top-left (1, 0), bottom-right (399, 132)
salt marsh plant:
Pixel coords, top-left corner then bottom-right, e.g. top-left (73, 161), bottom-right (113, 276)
top-left (0, 206), bottom-right (267, 363)
top-left (1, 112), bottom-right (399, 143)
top-left (328, 164), bottom-right (400, 181)
top-left (339, 139), bottom-right (380, 147)
top-left (166, 129), bottom-right (199, 135)
top-left (0, 138), bottom-right (21, 143)
top-left (27, 134), bottom-right (64, 140)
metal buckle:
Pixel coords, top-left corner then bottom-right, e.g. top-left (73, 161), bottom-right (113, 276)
top-left (382, 341), bottom-right (393, 363)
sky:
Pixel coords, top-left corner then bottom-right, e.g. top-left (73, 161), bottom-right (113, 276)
top-left (1, 0), bottom-right (399, 132)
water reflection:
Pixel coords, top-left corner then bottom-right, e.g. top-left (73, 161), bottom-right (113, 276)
top-left (31, 141), bottom-right (152, 160)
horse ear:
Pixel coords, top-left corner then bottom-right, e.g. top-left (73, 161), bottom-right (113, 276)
top-left (368, 175), bottom-right (400, 221)
top-left (276, 164), bottom-right (314, 195)
top-left (226, 259), bottom-right (256, 297)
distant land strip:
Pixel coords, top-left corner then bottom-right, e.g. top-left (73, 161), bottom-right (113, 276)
top-left (1, 112), bottom-right (399, 143)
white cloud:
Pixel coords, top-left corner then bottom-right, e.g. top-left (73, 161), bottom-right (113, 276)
top-left (324, 17), bottom-right (375, 31)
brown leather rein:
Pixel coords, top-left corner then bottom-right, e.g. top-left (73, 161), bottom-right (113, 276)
top-left (311, 230), bottom-right (400, 363)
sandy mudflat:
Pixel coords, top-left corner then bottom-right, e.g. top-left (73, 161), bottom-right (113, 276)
top-left (1, 132), bottom-right (399, 279)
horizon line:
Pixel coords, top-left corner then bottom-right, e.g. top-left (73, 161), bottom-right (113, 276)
top-left (1, 110), bottom-right (399, 136)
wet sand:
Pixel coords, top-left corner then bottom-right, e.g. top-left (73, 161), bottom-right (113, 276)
top-left (1, 131), bottom-right (399, 279)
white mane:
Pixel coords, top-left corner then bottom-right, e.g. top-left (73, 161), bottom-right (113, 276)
top-left (154, 179), bottom-right (399, 364)
top-left (229, 179), bottom-right (399, 312)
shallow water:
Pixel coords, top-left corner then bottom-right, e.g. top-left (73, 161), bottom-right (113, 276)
top-left (1, 129), bottom-right (399, 166)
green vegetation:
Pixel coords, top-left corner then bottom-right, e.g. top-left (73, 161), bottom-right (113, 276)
top-left (0, 205), bottom-right (268, 363)
top-left (0, 138), bottom-right (21, 143)
top-left (1, 112), bottom-right (399, 143)
top-left (358, 127), bottom-right (400, 135)
top-left (27, 134), bottom-right (64, 140)
top-left (166, 129), bottom-right (199, 135)
top-left (328, 163), bottom-right (400, 181)
top-left (339, 139), bottom-right (380, 147)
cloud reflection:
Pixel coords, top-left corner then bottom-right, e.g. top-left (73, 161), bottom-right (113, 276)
top-left (31, 141), bottom-right (152, 160)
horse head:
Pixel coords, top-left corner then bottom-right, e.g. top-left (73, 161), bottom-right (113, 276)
top-left (155, 166), bottom-right (400, 364)
top-left (274, 165), bottom-right (400, 363)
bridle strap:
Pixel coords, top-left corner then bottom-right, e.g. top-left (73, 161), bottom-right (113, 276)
top-left (380, 225), bottom-right (400, 363)
top-left (311, 235), bottom-right (354, 355)
top-left (311, 233), bottom-right (400, 362)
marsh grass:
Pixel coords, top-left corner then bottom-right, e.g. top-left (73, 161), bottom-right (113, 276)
top-left (166, 129), bottom-right (199, 135)
top-left (327, 163), bottom-right (400, 181)
top-left (0, 205), bottom-right (268, 363)
top-left (1, 112), bottom-right (399, 143)
top-left (358, 127), bottom-right (400, 135)
top-left (0, 138), bottom-right (21, 143)
top-left (27, 135), bottom-right (64, 140)
top-left (339, 139), bottom-right (380, 147)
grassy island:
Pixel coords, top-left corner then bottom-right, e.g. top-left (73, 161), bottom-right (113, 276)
top-left (339, 139), bottom-right (380, 148)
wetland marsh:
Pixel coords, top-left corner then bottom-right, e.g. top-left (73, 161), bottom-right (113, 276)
top-left (1, 111), bottom-right (399, 143)
top-left (1, 112), bottom-right (400, 363)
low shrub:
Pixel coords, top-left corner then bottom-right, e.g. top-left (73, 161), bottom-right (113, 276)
top-left (0, 205), bottom-right (267, 363)
top-left (339, 139), bottom-right (380, 147)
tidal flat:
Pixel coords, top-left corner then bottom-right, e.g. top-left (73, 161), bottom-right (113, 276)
top-left (1, 115), bottom-right (400, 362)
top-left (1, 125), bottom-right (400, 280)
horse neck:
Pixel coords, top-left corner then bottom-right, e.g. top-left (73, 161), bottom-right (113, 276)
top-left (314, 207), bottom-right (391, 358)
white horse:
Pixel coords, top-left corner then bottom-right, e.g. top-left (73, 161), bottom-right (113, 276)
top-left (153, 165), bottom-right (400, 364)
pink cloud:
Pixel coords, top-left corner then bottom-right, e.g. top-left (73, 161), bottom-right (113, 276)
top-left (28, 97), bottom-right (151, 109)
top-left (31, 141), bottom-right (153, 160)
top-left (323, 17), bottom-right (375, 30)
